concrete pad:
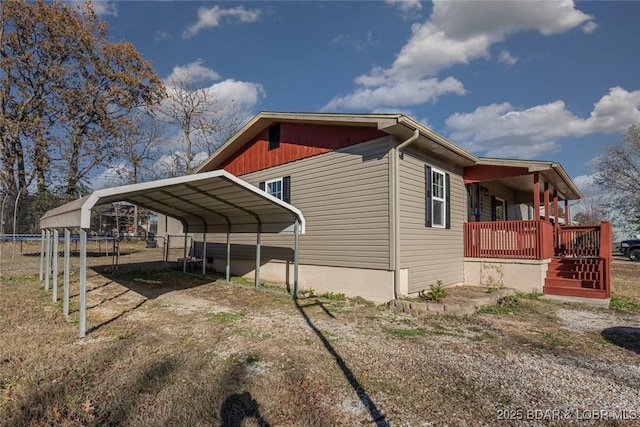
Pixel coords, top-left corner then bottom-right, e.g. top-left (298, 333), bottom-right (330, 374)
top-left (540, 294), bottom-right (610, 309)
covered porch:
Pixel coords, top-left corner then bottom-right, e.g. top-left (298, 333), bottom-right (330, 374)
top-left (462, 159), bottom-right (612, 300)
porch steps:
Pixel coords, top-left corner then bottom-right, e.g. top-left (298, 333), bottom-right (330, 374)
top-left (543, 258), bottom-right (608, 299)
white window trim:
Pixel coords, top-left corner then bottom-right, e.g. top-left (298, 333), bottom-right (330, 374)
top-left (431, 167), bottom-right (446, 229)
top-left (265, 177), bottom-right (283, 200)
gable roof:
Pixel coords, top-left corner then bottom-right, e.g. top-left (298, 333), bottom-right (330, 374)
top-left (194, 111), bottom-right (582, 201)
top-left (195, 111), bottom-right (479, 173)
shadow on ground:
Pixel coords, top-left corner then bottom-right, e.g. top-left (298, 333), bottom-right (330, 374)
top-left (601, 327), bottom-right (640, 354)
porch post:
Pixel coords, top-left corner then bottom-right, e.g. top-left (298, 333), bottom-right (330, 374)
top-left (533, 172), bottom-right (540, 220)
top-left (553, 190), bottom-right (559, 226)
top-left (544, 182), bottom-right (550, 222)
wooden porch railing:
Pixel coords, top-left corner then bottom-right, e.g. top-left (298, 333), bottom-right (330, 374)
top-left (555, 225), bottom-right (601, 257)
top-left (464, 220), bottom-right (554, 260)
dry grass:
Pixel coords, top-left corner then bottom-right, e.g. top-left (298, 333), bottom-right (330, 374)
top-left (0, 263), bottom-right (639, 426)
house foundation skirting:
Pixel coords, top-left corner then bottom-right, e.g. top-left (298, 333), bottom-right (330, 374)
top-left (214, 258), bottom-right (407, 303)
top-left (464, 257), bottom-right (552, 294)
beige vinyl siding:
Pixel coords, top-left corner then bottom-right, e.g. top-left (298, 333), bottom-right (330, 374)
top-left (478, 182), bottom-right (523, 221)
top-left (398, 148), bottom-right (466, 293)
top-left (204, 136), bottom-right (392, 270)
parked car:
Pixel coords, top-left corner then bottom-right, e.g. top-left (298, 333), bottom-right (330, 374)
top-left (619, 238), bottom-right (640, 261)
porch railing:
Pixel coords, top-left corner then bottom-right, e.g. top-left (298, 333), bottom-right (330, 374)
top-left (555, 225), bottom-right (600, 257)
top-left (464, 220), bottom-right (554, 260)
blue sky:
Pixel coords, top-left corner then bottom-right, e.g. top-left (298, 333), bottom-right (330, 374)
top-left (88, 1), bottom-right (639, 195)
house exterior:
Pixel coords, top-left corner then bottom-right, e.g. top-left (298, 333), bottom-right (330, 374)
top-left (160, 112), bottom-right (610, 303)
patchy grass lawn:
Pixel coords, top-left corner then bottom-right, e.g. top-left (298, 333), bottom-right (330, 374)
top-left (0, 264), bottom-right (638, 426)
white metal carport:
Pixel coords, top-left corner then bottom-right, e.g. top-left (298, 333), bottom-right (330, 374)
top-left (39, 170), bottom-right (305, 338)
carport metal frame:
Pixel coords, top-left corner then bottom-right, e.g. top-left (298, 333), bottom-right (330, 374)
top-left (39, 170), bottom-right (305, 338)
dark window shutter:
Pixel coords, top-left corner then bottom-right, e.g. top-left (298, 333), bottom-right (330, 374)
top-left (445, 173), bottom-right (451, 229)
top-left (268, 124), bottom-right (280, 150)
top-left (425, 165), bottom-right (432, 227)
top-left (259, 181), bottom-right (265, 191)
top-left (504, 200), bottom-right (508, 221)
top-left (282, 176), bottom-right (291, 203)
top-left (491, 196), bottom-right (497, 221)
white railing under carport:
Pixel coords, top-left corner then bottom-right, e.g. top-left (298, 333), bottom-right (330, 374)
top-left (38, 170), bottom-right (305, 339)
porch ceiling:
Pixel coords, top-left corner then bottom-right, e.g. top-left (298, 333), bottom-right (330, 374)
top-left (466, 158), bottom-right (583, 201)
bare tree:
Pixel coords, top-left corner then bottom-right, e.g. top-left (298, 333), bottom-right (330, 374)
top-left (573, 195), bottom-right (609, 225)
top-left (594, 124), bottom-right (640, 232)
top-left (160, 73), bottom-right (221, 174)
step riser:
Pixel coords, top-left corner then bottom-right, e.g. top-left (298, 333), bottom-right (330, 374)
top-left (543, 286), bottom-right (608, 299)
top-left (545, 278), bottom-right (603, 290)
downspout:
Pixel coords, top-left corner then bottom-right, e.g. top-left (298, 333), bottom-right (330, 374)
top-left (393, 128), bottom-right (420, 299)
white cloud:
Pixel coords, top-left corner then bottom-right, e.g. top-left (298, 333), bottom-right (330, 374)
top-left (572, 174), bottom-right (596, 192)
top-left (445, 87), bottom-right (640, 158)
top-left (324, 76), bottom-right (465, 111)
top-left (582, 21), bottom-right (598, 34)
top-left (154, 30), bottom-right (171, 42)
top-left (183, 5), bottom-right (260, 38)
top-left (331, 31), bottom-right (373, 51)
top-left (91, 164), bottom-right (129, 191)
top-left (325, 0), bottom-right (594, 112)
top-left (86, 1), bottom-right (117, 17)
top-left (166, 59), bottom-right (221, 84)
top-left (498, 50), bottom-right (519, 65)
top-left (386, 0), bottom-right (422, 13)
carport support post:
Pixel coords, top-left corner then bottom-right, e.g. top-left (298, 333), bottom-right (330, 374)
top-left (63, 229), bottom-right (70, 317)
top-left (183, 230), bottom-right (188, 273)
top-left (293, 219), bottom-right (300, 299)
top-left (79, 228), bottom-right (87, 338)
top-left (44, 229), bottom-right (51, 290)
top-left (202, 231), bottom-right (207, 276)
top-left (225, 231), bottom-right (231, 282)
top-left (255, 224), bottom-right (261, 289)
top-left (52, 229), bottom-right (59, 302)
top-left (39, 230), bottom-right (45, 281)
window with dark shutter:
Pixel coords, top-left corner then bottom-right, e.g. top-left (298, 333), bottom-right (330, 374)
top-left (425, 165), bottom-right (432, 227)
top-left (445, 173), bottom-right (451, 229)
top-left (261, 176), bottom-right (291, 202)
top-left (282, 176), bottom-right (291, 203)
top-left (268, 124), bottom-right (280, 150)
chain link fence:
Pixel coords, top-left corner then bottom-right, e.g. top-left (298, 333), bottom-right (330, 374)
top-left (0, 234), bottom-right (197, 277)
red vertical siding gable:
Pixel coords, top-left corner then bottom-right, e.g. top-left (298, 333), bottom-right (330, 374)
top-left (220, 122), bottom-right (386, 176)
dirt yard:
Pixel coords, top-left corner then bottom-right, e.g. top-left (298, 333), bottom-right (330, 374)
top-left (0, 262), bottom-right (638, 426)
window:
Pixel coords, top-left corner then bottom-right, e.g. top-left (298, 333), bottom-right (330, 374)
top-left (431, 169), bottom-right (446, 228)
top-left (266, 178), bottom-right (282, 199)
top-left (425, 165), bottom-right (450, 229)
top-left (259, 176), bottom-right (291, 203)
top-left (491, 197), bottom-right (507, 221)
top-left (268, 124), bottom-right (280, 150)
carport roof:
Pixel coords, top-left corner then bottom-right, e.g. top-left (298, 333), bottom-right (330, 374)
top-left (39, 170), bottom-right (305, 234)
